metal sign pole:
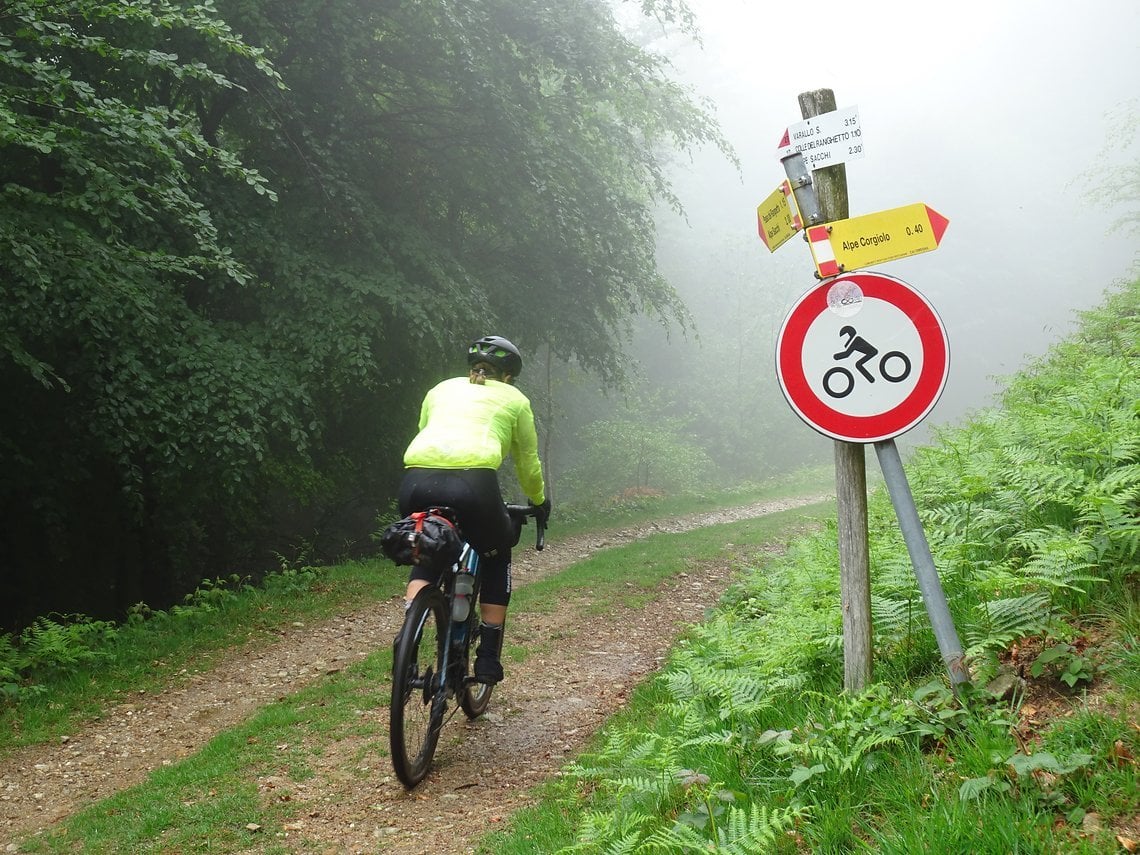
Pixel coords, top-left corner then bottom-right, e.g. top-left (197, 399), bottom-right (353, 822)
top-left (780, 151), bottom-right (823, 229)
top-left (874, 439), bottom-right (971, 687)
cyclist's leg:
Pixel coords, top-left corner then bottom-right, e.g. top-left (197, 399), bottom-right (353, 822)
top-left (448, 471), bottom-right (515, 684)
top-left (475, 621), bottom-right (505, 683)
top-left (395, 564), bottom-right (439, 656)
top-left (473, 552), bottom-right (511, 683)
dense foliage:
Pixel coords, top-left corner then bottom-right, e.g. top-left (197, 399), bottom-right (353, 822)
top-left (505, 276), bottom-right (1140, 852)
top-left (0, 0), bottom-right (728, 627)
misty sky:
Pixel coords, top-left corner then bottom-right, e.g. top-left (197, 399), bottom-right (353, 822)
top-left (648, 0), bottom-right (1138, 436)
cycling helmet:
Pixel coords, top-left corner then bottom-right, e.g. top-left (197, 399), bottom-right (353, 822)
top-left (467, 335), bottom-right (523, 377)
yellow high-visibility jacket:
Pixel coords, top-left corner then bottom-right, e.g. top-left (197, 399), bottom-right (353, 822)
top-left (403, 376), bottom-right (546, 505)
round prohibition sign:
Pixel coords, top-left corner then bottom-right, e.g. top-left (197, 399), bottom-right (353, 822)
top-left (776, 271), bottom-right (949, 443)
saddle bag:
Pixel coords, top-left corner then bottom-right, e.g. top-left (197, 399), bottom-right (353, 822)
top-left (380, 509), bottom-right (462, 569)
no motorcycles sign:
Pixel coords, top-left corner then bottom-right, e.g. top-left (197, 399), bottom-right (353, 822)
top-left (776, 271), bottom-right (950, 443)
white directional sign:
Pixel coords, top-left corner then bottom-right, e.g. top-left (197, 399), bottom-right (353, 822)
top-left (776, 271), bottom-right (949, 443)
top-left (777, 105), bottom-right (864, 171)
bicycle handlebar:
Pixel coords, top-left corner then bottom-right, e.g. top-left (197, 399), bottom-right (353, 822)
top-left (505, 503), bottom-right (546, 552)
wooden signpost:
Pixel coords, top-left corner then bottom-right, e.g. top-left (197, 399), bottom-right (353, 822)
top-left (760, 90), bottom-right (971, 692)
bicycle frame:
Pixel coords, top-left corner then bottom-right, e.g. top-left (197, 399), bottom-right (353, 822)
top-left (436, 543), bottom-right (482, 698)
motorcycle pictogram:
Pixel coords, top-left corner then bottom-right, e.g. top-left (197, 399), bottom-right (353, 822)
top-left (823, 325), bottom-right (911, 399)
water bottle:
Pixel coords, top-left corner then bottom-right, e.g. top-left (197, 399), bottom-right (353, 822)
top-left (452, 567), bottom-right (474, 622)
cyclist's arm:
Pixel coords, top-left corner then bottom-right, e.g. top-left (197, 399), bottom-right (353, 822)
top-left (416, 380), bottom-right (444, 431)
top-left (511, 403), bottom-right (545, 506)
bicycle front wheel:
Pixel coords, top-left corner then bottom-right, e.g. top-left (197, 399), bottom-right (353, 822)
top-left (390, 586), bottom-right (448, 788)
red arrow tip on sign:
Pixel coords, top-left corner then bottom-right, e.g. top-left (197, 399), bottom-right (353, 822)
top-left (926, 206), bottom-right (949, 245)
top-left (777, 128), bottom-right (790, 149)
top-left (757, 210), bottom-right (769, 248)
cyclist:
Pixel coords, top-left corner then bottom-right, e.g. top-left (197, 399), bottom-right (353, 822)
top-left (396, 335), bottom-right (551, 684)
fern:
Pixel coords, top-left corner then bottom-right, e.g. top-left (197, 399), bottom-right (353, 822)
top-left (1015, 554), bottom-right (1102, 594)
top-left (1079, 463), bottom-right (1140, 561)
top-left (717, 803), bottom-right (803, 854)
top-left (558, 810), bottom-right (654, 854)
top-left (18, 614), bottom-right (117, 674)
top-left (870, 553), bottom-right (919, 597)
top-left (1005, 525), bottom-right (1089, 560)
top-left (690, 668), bottom-right (771, 722)
top-left (870, 594), bottom-right (914, 642)
top-left (568, 730), bottom-right (680, 803)
top-left (0, 633), bottom-right (23, 688)
top-left (962, 594), bottom-right (1052, 656)
top-left (682, 729), bottom-right (741, 750)
top-left (633, 821), bottom-right (710, 853)
top-left (637, 803), bottom-right (804, 854)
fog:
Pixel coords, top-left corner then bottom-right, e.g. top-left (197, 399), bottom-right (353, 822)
top-left (646, 0), bottom-right (1138, 443)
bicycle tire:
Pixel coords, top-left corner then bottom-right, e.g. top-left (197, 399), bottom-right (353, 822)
top-left (459, 620), bottom-right (493, 718)
top-left (390, 586), bottom-right (448, 788)
top-left (460, 680), bottom-right (493, 718)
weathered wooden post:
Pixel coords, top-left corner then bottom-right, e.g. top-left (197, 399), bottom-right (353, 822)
top-left (795, 89), bottom-right (873, 692)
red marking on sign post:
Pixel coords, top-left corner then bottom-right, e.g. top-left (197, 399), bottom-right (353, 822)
top-left (807, 226), bottom-right (840, 278)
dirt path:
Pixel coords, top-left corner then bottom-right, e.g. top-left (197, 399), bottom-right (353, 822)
top-left (1, 494), bottom-right (830, 852)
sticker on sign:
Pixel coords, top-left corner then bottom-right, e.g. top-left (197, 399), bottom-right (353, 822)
top-left (777, 105), bottom-right (864, 171)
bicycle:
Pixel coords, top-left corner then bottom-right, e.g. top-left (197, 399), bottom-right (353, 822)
top-left (389, 503), bottom-right (545, 788)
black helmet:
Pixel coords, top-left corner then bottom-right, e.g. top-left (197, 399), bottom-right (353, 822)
top-left (467, 335), bottom-right (523, 377)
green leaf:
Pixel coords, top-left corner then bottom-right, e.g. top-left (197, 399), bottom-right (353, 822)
top-left (789, 764), bottom-right (825, 786)
top-left (959, 775), bottom-right (1009, 801)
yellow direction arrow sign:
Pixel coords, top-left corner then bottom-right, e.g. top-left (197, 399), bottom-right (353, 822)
top-left (756, 180), bottom-right (802, 252)
top-left (811, 203), bottom-right (949, 276)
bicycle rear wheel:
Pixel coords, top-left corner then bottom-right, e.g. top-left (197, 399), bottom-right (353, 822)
top-left (390, 587), bottom-right (448, 788)
top-left (460, 669), bottom-right (493, 718)
top-left (458, 624), bottom-right (494, 720)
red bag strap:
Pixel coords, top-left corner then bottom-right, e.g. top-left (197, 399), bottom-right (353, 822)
top-left (410, 511), bottom-right (427, 563)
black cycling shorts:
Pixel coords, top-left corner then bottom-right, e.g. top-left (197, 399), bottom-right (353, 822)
top-left (397, 467), bottom-right (516, 606)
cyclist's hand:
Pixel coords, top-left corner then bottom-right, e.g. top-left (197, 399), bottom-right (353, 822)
top-left (532, 497), bottom-right (551, 527)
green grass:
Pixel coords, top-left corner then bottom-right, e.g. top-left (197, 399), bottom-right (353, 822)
top-left (0, 560), bottom-right (403, 754)
top-left (549, 465), bottom-right (836, 540)
top-left (516, 508), bottom-right (828, 610)
top-left (20, 653), bottom-right (396, 854)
